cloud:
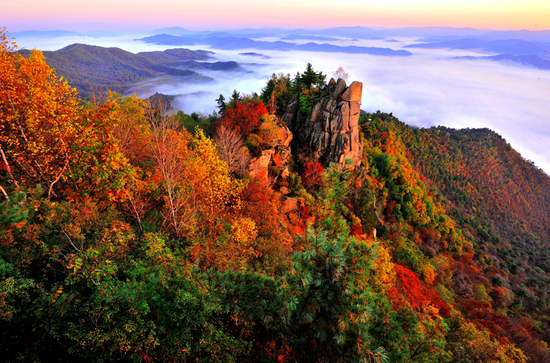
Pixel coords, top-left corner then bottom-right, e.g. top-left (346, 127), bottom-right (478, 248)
top-left (21, 33), bottom-right (550, 174)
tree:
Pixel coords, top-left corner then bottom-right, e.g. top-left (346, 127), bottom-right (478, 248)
top-left (1, 31), bottom-right (139, 204)
top-left (229, 89), bottom-right (241, 106)
top-left (149, 112), bottom-right (192, 238)
top-left (301, 161), bottom-right (324, 192)
top-left (214, 124), bottom-right (251, 176)
top-left (0, 35), bottom-right (81, 198)
top-left (295, 63), bottom-right (326, 92)
top-left (260, 73), bottom-right (292, 114)
top-left (218, 101), bottom-right (268, 137)
top-left (333, 66), bottom-right (349, 82)
top-left (216, 93), bottom-right (226, 114)
top-left (209, 225), bottom-right (389, 362)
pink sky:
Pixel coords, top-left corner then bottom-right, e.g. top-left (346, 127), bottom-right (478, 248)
top-left (2, 0), bottom-right (549, 31)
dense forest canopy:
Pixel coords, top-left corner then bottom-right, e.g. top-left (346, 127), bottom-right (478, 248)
top-left (2, 28), bottom-right (550, 362)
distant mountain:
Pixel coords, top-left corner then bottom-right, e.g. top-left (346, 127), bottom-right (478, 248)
top-left (377, 26), bottom-right (488, 38)
top-left (478, 30), bottom-right (550, 42)
top-left (407, 38), bottom-right (550, 57)
top-left (294, 42), bottom-right (412, 55)
top-left (137, 48), bottom-right (214, 64)
top-left (18, 44), bottom-right (214, 100)
top-left (148, 27), bottom-right (206, 36)
top-left (281, 34), bottom-right (340, 41)
top-left (313, 26), bottom-right (382, 39)
top-left (140, 34), bottom-right (412, 56)
top-left (419, 30), bottom-right (550, 43)
top-left (239, 52), bottom-right (270, 59)
top-left (139, 34), bottom-right (200, 46)
top-left (172, 60), bottom-right (242, 71)
top-left (456, 54), bottom-right (550, 70)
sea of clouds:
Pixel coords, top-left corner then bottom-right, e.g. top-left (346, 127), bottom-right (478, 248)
top-left (14, 32), bottom-right (550, 174)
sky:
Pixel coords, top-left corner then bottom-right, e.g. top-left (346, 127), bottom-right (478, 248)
top-left (2, 0), bottom-right (550, 173)
top-left (2, 0), bottom-right (550, 31)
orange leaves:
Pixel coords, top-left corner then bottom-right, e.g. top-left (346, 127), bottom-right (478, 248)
top-left (424, 264), bottom-right (435, 286)
top-left (0, 46), bottom-right (81, 197)
top-left (149, 119), bottom-right (247, 239)
top-left (1, 40), bottom-right (141, 205)
top-left (0, 28), bottom-right (17, 53)
top-left (231, 217), bottom-right (258, 245)
top-left (373, 243), bottom-right (396, 293)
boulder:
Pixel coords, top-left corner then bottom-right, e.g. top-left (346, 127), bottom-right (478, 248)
top-left (341, 81), bottom-right (362, 102)
top-left (282, 197), bottom-right (298, 213)
top-left (350, 102), bottom-right (361, 116)
top-left (263, 115), bottom-right (293, 149)
top-left (249, 149), bottom-right (274, 183)
top-left (332, 78), bottom-right (347, 100)
top-left (248, 115), bottom-right (293, 185)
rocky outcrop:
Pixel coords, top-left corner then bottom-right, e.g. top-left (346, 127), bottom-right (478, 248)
top-left (249, 149), bottom-right (274, 182)
top-left (282, 94), bottom-right (300, 131)
top-left (286, 78), bottom-right (363, 169)
top-left (248, 115), bottom-right (293, 184)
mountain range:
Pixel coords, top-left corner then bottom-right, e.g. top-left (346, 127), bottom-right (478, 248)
top-left (138, 34), bottom-right (413, 56)
top-left (18, 44), bottom-right (232, 100)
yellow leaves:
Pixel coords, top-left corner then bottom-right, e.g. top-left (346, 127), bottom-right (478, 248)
top-left (231, 217), bottom-right (258, 245)
top-left (181, 128), bottom-right (246, 220)
top-left (453, 320), bottom-right (528, 363)
top-left (373, 243), bottom-right (395, 291)
top-left (431, 254), bottom-right (453, 282)
top-left (73, 258), bottom-right (83, 273)
top-left (1, 42), bottom-right (79, 195)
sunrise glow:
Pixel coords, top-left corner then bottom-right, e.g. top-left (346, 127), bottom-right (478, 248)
top-left (3, 0), bottom-right (549, 31)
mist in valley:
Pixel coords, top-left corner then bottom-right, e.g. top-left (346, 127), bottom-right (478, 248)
top-left (14, 29), bottom-right (550, 174)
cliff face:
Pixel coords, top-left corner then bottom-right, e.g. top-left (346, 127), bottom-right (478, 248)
top-left (284, 78), bottom-right (363, 169)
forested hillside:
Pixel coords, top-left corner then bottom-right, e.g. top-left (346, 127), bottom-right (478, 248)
top-left (17, 44), bottom-right (214, 100)
top-left (2, 28), bottom-right (550, 362)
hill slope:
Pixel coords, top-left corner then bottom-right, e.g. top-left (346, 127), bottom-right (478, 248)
top-left (19, 44), bottom-right (214, 100)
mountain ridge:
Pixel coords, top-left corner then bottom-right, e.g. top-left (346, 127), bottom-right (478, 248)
top-left (18, 44), bottom-right (216, 100)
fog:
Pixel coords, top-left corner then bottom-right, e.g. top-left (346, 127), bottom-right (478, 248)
top-left (16, 32), bottom-right (550, 174)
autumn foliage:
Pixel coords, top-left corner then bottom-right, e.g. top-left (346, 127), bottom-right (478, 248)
top-left (1, 30), bottom-right (550, 362)
top-left (218, 100), bottom-right (268, 137)
top-left (301, 161), bottom-right (324, 192)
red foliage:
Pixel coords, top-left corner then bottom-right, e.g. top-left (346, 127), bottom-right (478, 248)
top-left (350, 223), bottom-right (363, 237)
top-left (424, 286), bottom-right (451, 317)
top-left (389, 263), bottom-right (450, 316)
top-left (301, 161), bottom-right (324, 192)
top-left (299, 204), bottom-right (311, 219)
top-left (219, 101), bottom-right (268, 137)
top-left (240, 179), bottom-right (293, 259)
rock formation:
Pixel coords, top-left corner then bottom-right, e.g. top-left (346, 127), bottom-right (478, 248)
top-left (284, 78), bottom-right (363, 169)
top-left (248, 115), bottom-right (293, 184)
